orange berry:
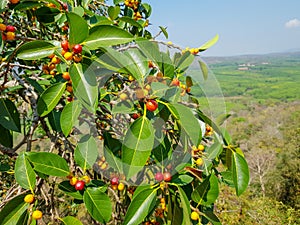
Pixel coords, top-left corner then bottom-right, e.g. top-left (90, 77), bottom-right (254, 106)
top-left (10, 0), bottom-right (20, 4)
top-left (6, 32), bottom-right (15, 41)
top-left (2, 34), bottom-right (7, 41)
top-left (66, 85), bottom-right (73, 93)
top-left (62, 72), bottom-right (70, 81)
top-left (24, 194), bottom-right (35, 203)
top-left (51, 56), bottom-right (61, 64)
top-left (73, 54), bottom-right (82, 63)
top-left (48, 54), bottom-right (55, 59)
top-left (111, 184), bottom-right (118, 190)
top-left (32, 210), bottom-right (43, 220)
top-left (48, 63), bottom-right (56, 71)
top-left (64, 52), bottom-right (73, 60)
top-left (0, 23), bottom-right (6, 31)
top-left (70, 177), bottom-right (77, 186)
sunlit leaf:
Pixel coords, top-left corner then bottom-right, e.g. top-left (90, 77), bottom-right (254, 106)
top-left (231, 151), bottom-right (249, 196)
top-left (60, 216), bottom-right (83, 225)
top-left (67, 12), bottom-right (89, 45)
top-left (60, 100), bottom-right (82, 136)
top-left (16, 41), bottom-right (56, 60)
top-left (198, 34), bottom-right (219, 52)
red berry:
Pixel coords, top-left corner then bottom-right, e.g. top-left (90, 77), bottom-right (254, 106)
top-left (111, 177), bottom-right (119, 185)
top-left (73, 44), bottom-right (82, 54)
top-left (132, 113), bottom-right (140, 119)
top-left (171, 78), bottom-right (180, 86)
top-left (163, 172), bottom-right (172, 182)
top-left (74, 180), bottom-right (85, 191)
top-left (146, 99), bottom-right (158, 112)
top-left (155, 172), bottom-right (164, 182)
top-left (61, 40), bottom-right (69, 51)
top-left (6, 25), bottom-right (16, 32)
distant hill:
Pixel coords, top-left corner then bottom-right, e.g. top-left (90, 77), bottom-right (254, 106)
top-left (200, 51), bottom-right (300, 65)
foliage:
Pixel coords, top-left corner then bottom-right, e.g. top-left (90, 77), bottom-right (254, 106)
top-left (0, 0), bottom-right (249, 224)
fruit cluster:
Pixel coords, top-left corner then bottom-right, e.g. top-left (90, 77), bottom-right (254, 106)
top-left (69, 175), bottom-right (90, 191)
top-left (0, 24), bottom-right (16, 41)
top-left (61, 40), bottom-right (83, 62)
top-left (192, 144), bottom-right (205, 166)
top-left (124, 0), bottom-right (140, 10)
top-left (182, 47), bottom-right (200, 55)
top-left (154, 171), bottom-right (172, 182)
top-left (23, 194), bottom-right (43, 220)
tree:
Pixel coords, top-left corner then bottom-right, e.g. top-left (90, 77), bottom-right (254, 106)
top-left (0, 0), bottom-right (249, 224)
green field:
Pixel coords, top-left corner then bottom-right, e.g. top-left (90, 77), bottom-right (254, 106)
top-left (188, 52), bottom-right (300, 113)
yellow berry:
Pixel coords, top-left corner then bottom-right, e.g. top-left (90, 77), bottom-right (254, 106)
top-left (196, 158), bottom-right (204, 166)
top-left (6, 32), bottom-right (15, 41)
top-left (69, 177), bottom-right (77, 186)
top-left (51, 56), bottom-right (61, 64)
top-left (82, 175), bottom-right (90, 184)
top-left (117, 182), bottom-right (125, 191)
top-left (24, 194), bottom-right (35, 203)
top-left (63, 51), bottom-right (73, 60)
top-left (198, 144), bottom-right (205, 151)
top-left (119, 93), bottom-right (128, 101)
top-left (32, 210), bottom-right (43, 220)
top-left (191, 211), bottom-right (199, 221)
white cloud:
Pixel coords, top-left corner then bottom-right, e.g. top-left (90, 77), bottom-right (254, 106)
top-left (285, 18), bottom-right (300, 28)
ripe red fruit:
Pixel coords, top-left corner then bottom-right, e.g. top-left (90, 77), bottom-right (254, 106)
top-left (61, 40), bottom-right (69, 51)
top-left (171, 78), bottom-right (180, 86)
top-left (111, 177), bottom-right (119, 185)
top-left (74, 180), bottom-right (85, 191)
top-left (73, 44), bottom-right (82, 54)
top-left (146, 99), bottom-right (158, 112)
top-left (6, 25), bottom-right (16, 32)
top-left (155, 172), bottom-right (164, 182)
top-left (163, 172), bottom-right (172, 182)
top-left (132, 113), bottom-right (140, 119)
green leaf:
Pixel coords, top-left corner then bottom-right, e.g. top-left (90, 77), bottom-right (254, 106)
top-left (108, 6), bottom-right (120, 20)
top-left (202, 211), bottom-right (221, 225)
top-left (104, 146), bottom-right (123, 174)
top-left (48, 110), bottom-right (61, 132)
top-left (83, 188), bottom-right (112, 223)
top-left (60, 100), bottom-right (82, 136)
top-left (206, 140), bottom-right (222, 161)
top-left (172, 103), bottom-right (202, 146)
top-left (0, 0), bottom-right (8, 10)
top-left (177, 185), bottom-right (192, 224)
top-left (122, 116), bottom-right (155, 179)
top-left (83, 25), bottom-right (134, 49)
top-left (175, 51), bottom-right (194, 72)
top-left (111, 101), bottom-right (133, 114)
top-left (124, 188), bottom-right (157, 225)
top-left (74, 135), bottom-right (98, 172)
top-left (191, 174), bottom-right (219, 205)
top-left (69, 63), bottom-right (98, 113)
top-left (119, 16), bottom-right (143, 28)
top-left (0, 194), bottom-right (28, 225)
top-left (198, 60), bottom-right (209, 80)
top-left (37, 82), bottom-right (66, 117)
top-left (14, 2), bottom-right (43, 11)
top-left (14, 153), bottom-right (36, 192)
top-left (172, 174), bottom-right (194, 186)
top-left (0, 99), bottom-right (20, 132)
top-left (16, 40), bottom-right (56, 60)
top-left (198, 34), bottom-right (219, 52)
top-left (0, 124), bottom-right (12, 148)
top-left (27, 152), bottom-right (69, 177)
top-left (58, 181), bottom-right (83, 200)
top-left (60, 216), bottom-right (83, 225)
top-left (159, 26), bottom-right (168, 39)
top-left (231, 151), bottom-right (250, 196)
top-left (35, 6), bottom-right (61, 24)
top-left (67, 12), bottom-right (89, 45)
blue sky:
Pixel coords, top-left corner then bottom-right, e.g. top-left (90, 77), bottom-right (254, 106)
top-left (143, 0), bottom-right (300, 56)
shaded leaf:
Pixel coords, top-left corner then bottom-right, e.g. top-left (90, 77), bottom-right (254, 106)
top-left (0, 124), bottom-right (13, 148)
top-left (177, 185), bottom-right (192, 224)
top-left (35, 7), bottom-right (60, 24)
top-left (74, 135), bottom-right (98, 172)
top-left (198, 60), bottom-right (209, 81)
top-left (69, 63), bottom-right (98, 113)
top-left (58, 181), bottom-right (83, 200)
